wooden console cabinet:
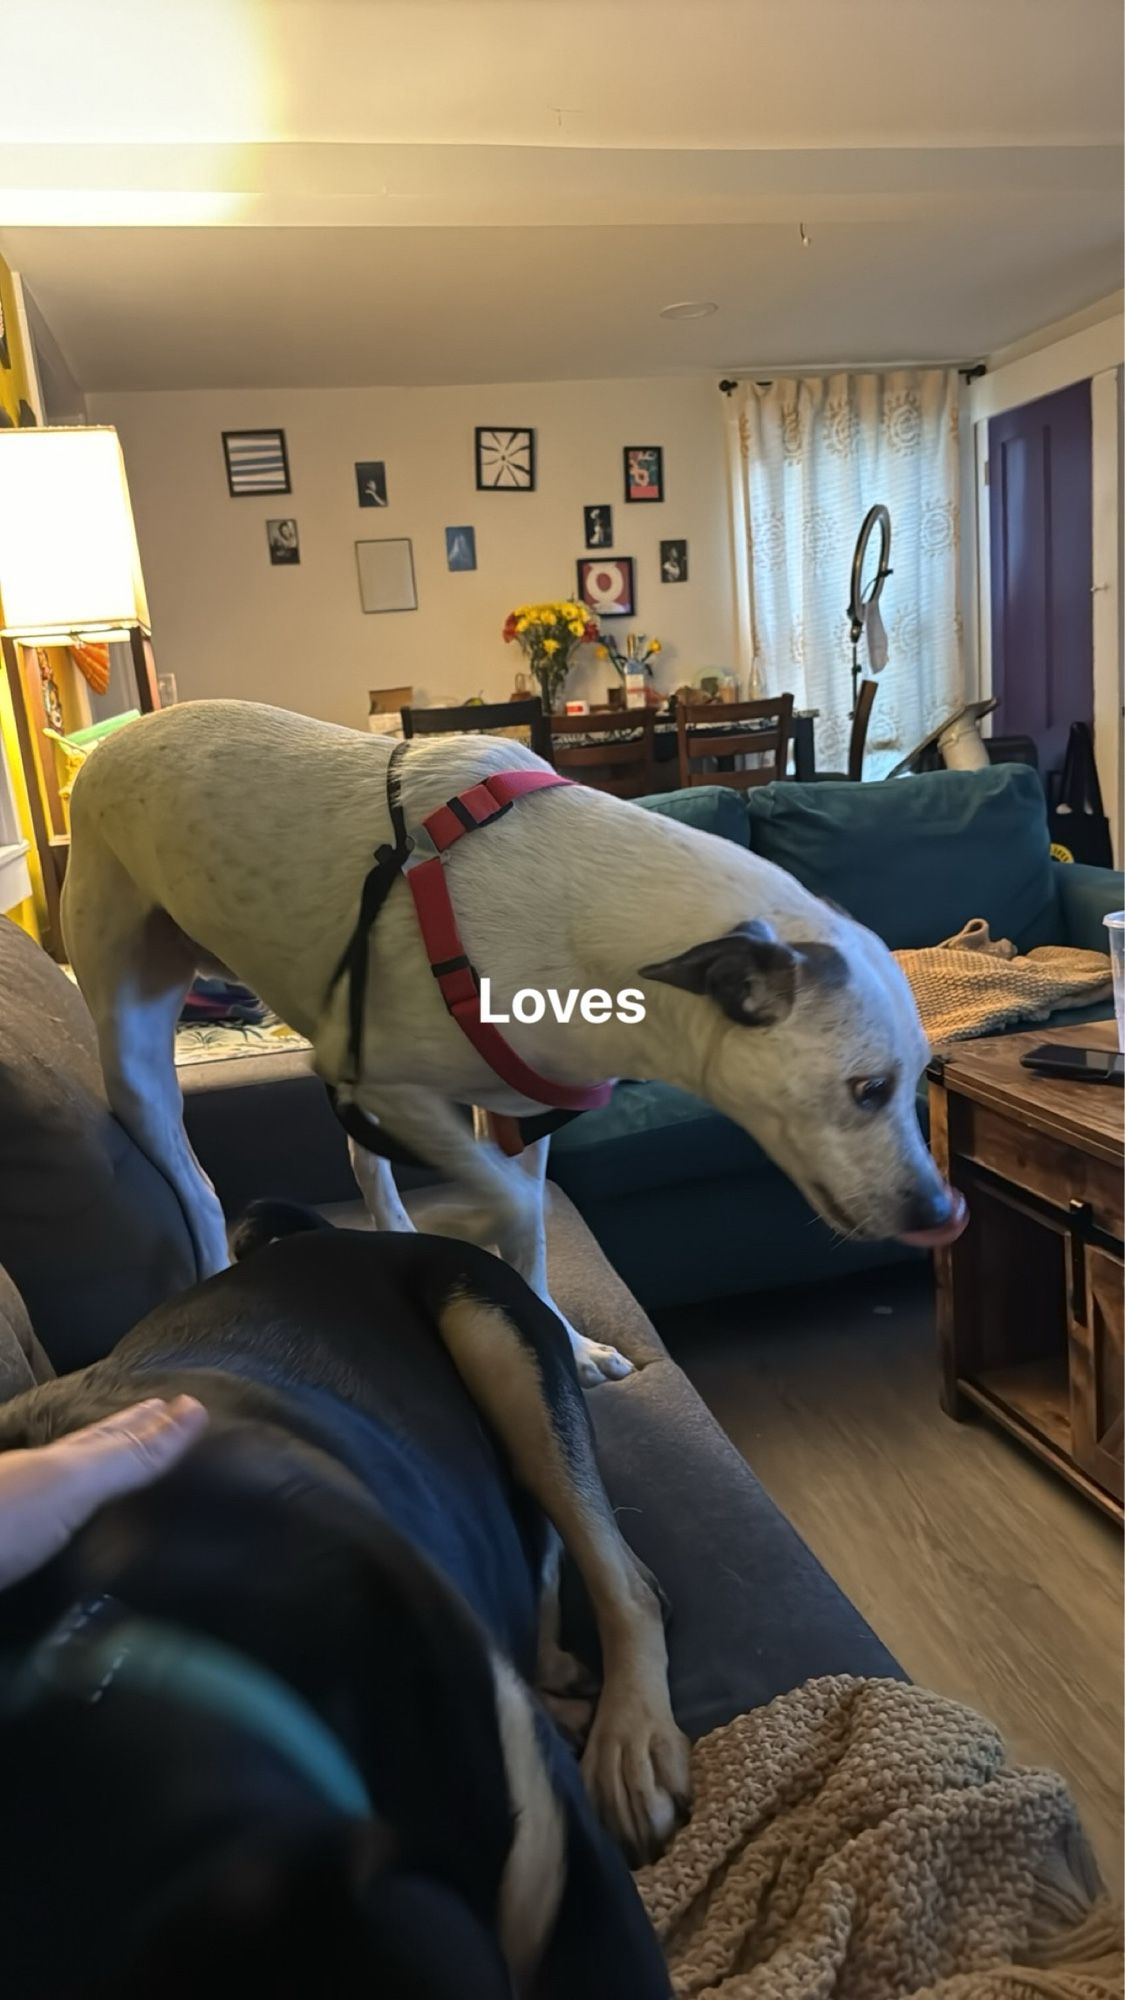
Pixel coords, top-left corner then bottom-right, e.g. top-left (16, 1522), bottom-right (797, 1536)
top-left (928, 1021), bottom-right (1123, 1523)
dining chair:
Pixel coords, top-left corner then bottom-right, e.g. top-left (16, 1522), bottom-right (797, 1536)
top-left (676, 694), bottom-right (793, 790)
top-left (400, 698), bottom-right (552, 760)
top-left (811, 679), bottom-right (878, 783)
top-left (549, 709), bottom-right (656, 798)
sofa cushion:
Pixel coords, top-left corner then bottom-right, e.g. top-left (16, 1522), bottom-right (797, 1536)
top-left (634, 783), bottom-right (750, 847)
top-left (540, 1185), bottom-right (902, 1734)
top-left (0, 918), bottom-right (197, 1371)
top-left (549, 1080), bottom-right (766, 1202)
top-left (745, 766), bottom-right (1059, 951)
top-left (0, 1263), bottom-right (53, 1395)
top-left (1053, 858), bottom-right (1125, 951)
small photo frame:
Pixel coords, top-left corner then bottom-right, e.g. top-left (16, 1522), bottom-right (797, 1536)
top-left (475, 426), bottom-right (536, 491)
top-left (577, 556), bottom-right (635, 619)
top-left (223, 428), bottom-right (290, 497)
top-left (266, 518), bottom-right (300, 566)
top-left (445, 525), bottom-right (477, 572)
top-left (624, 445), bottom-right (663, 504)
top-left (355, 460), bottom-right (388, 507)
top-left (356, 537), bottom-right (417, 614)
top-left (660, 538), bottom-right (688, 583)
top-left (583, 503), bottom-right (613, 549)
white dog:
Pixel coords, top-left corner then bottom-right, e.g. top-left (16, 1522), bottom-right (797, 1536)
top-left (63, 700), bottom-right (965, 1383)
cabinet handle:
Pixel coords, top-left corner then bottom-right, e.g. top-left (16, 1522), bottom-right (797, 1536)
top-left (1069, 1201), bottom-right (1090, 1324)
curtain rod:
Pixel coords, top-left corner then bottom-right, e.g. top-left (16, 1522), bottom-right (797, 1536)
top-left (718, 363), bottom-right (985, 393)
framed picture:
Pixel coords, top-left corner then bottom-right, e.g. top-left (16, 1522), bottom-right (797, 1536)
top-left (355, 460), bottom-right (388, 507)
top-left (624, 445), bottom-right (663, 504)
top-left (577, 556), bottom-right (635, 619)
top-left (445, 525), bottom-right (477, 572)
top-left (475, 426), bottom-right (536, 491)
top-left (583, 503), bottom-right (613, 549)
top-left (660, 538), bottom-right (688, 583)
top-left (356, 537), bottom-right (417, 614)
top-left (266, 518), bottom-right (300, 566)
top-left (222, 428), bottom-right (290, 497)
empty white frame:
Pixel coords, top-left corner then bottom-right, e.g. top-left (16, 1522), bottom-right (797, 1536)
top-left (356, 537), bottom-right (417, 614)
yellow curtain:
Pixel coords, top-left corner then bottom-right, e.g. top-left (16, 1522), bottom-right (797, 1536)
top-left (0, 253), bottom-right (46, 938)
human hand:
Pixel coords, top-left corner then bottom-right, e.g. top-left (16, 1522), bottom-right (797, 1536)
top-left (0, 1397), bottom-right (209, 1592)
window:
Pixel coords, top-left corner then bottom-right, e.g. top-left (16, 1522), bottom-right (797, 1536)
top-left (728, 371), bottom-right (964, 776)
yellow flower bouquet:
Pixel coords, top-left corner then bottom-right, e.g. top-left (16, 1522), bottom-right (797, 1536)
top-left (502, 599), bottom-right (599, 710)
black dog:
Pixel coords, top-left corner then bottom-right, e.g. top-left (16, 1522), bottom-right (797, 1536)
top-left (0, 1210), bottom-right (686, 1997)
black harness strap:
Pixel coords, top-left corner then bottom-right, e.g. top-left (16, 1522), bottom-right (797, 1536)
top-left (327, 739), bottom-right (411, 1084)
top-left (328, 1089), bottom-right (578, 1168)
top-left (325, 1085), bottom-right (428, 1170)
top-left (512, 1107), bottom-right (583, 1145)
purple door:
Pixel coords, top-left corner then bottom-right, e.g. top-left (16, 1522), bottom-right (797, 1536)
top-left (989, 381), bottom-right (1093, 774)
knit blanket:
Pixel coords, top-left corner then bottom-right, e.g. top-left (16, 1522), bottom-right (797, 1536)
top-left (894, 920), bottom-right (1112, 1044)
top-left (635, 1677), bottom-right (1121, 1999)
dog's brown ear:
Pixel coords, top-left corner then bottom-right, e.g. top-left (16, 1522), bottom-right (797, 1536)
top-left (640, 920), bottom-right (846, 1028)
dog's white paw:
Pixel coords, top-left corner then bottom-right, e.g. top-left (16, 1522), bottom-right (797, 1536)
top-left (581, 1688), bottom-right (691, 1865)
top-left (568, 1329), bottom-right (634, 1388)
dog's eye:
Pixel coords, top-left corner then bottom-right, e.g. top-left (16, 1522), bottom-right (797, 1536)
top-left (850, 1075), bottom-right (894, 1112)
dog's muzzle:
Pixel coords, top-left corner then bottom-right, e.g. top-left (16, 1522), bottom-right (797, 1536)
top-left (897, 1185), bottom-right (969, 1249)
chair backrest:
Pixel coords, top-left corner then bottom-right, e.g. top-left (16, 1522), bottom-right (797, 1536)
top-left (400, 699), bottom-right (551, 760)
top-left (676, 694), bottom-right (794, 790)
top-left (549, 709), bottom-right (656, 798)
top-left (847, 679), bottom-right (878, 782)
top-left (984, 733), bottom-right (1039, 772)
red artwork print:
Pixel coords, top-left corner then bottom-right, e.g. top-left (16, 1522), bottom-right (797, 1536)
top-left (624, 446), bottom-right (663, 504)
top-left (577, 557), bottom-right (635, 618)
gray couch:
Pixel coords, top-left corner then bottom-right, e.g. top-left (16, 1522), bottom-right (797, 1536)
top-left (0, 914), bottom-right (899, 1739)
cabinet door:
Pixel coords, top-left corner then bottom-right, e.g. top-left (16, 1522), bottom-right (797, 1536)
top-left (1069, 1241), bottom-right (1124, 1502)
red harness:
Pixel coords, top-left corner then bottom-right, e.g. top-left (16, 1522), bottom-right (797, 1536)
top-left (407, 769), bottom-right (613, 1118)
top-left (329, 752), bottom-right (613, 1142)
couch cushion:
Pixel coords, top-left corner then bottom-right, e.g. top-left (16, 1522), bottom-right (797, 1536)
top-left (549, 1080), bottom-right (766, 1202)
top-left (0, 918), bottom-right (196, 1371)
top-left (540, 1186), bottom-right (902, 1734)
top-left (0, 1263), bottom-right (53, 1395)
top-left (746, 765), bottom-right (1059, 951)
top-left (634, 783), bottom-right (750, 846)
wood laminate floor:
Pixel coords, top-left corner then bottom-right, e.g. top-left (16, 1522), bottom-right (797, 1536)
top-left (656, 1266), bottom-right (1124, 1886)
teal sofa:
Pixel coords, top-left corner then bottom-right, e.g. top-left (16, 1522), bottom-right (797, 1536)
top-left (547, 766), bottom-right (1123, 1310)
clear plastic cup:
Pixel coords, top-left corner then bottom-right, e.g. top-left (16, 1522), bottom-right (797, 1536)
top-left (1104, 912), bottom-right (1125, 1052)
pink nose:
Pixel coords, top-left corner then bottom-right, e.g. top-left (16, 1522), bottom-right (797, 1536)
top-left (898, 1187), bottom-right (969, 1249)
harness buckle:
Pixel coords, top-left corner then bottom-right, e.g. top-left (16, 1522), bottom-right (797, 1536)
top-left (430, 954), bottom-right (479, 1009)
top-left (447, 785), bottom-right (513, 833)
top-left (401, 823), bottom-right (439, 872)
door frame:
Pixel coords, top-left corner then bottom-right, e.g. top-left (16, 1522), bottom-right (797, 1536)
top-left (968, 314), bottom-right (1123, 864)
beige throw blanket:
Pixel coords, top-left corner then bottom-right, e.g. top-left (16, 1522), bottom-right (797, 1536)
top-left (635, 1677), bottom-right (1121, 1999)
top-left (894, 920), bottom-right (1112, 1044)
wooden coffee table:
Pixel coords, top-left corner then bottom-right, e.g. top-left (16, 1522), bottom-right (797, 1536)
top-left (928, 1019), bottom-right (1124, 1522)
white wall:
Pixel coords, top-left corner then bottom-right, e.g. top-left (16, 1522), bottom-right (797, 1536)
top-left (966, 297), bottom-right (1124, 860)
top-left (89, 378), bottom-right (736, 728)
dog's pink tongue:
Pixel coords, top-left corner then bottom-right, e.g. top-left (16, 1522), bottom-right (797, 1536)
top-left (898, 1187), bottom-right (969, 1249)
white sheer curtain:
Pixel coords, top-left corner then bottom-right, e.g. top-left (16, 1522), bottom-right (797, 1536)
top-left (729, 370), bottom-right (964, 775)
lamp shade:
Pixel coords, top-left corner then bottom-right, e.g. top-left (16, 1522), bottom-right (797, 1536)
top-left (0, 426), bottom-right (149, 641)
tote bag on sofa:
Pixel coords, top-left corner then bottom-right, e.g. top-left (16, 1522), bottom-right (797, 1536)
top-left (1048, 722), bottom-right (1114, 868)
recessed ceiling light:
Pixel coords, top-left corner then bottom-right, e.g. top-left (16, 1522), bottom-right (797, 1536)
top-left (659, 300), bottom-right (719, 320)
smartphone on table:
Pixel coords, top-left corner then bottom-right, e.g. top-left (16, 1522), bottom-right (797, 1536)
top-left (1019, 1043), bottom-right (1124, 1085)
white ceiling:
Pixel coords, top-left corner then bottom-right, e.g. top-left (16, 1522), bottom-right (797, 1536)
top-left (1, 0), bottom-right (1121, 389)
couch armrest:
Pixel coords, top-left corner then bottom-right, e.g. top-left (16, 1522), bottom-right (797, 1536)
top-left (1052, 860), bottom-right (1125, 951)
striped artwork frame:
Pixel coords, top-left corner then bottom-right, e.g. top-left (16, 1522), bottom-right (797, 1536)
top-left (222, 428), bottom-right (291, 498)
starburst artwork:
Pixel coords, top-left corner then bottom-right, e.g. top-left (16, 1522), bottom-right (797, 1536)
top-left (475, 426), bottom-right (536, 491)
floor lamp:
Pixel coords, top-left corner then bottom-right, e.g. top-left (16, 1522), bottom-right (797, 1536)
top-left (0, 426), bottom-right (156, 951)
